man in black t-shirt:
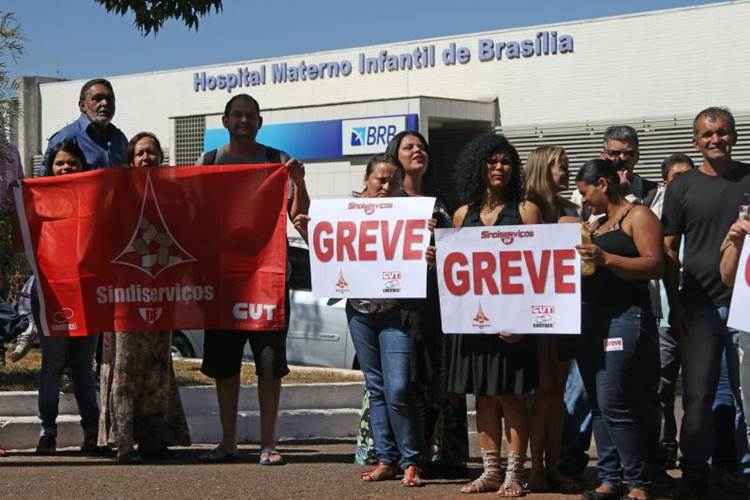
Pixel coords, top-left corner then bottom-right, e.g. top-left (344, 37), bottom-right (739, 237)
top-left (197, 94), bottom-right (310, 466)
top-left (662, 107), bottom-right (750, 499)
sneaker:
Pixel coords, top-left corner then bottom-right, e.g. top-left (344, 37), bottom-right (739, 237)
top-left (35, 434), bottom-right (57, 455)
top-left (9, 324), bottom-right (36, 362)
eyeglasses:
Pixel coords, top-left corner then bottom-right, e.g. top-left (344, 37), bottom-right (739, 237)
top-left (603, 149), bottom-right (637, 159)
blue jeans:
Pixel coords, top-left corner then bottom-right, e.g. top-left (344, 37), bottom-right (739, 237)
top-left (711, 333), bottom-right (748, 473)
top-left (38, 334), bottom-right (99, 437)
top-left (740, 331), bottom-right (750, 478)
top-left (679, 299), bottom-right (749, 481)
top-left (346, 304), bottom-right (421, 469)
top-left (577, 303), bottom-right (660, 490)
top-left (658, 325), bottom-right (680, 448)
top-left (559, 360), bottom-right (593, 477)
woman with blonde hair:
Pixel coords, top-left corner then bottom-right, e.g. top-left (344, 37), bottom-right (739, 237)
top-left (520, 145), bottom-right (581, 493)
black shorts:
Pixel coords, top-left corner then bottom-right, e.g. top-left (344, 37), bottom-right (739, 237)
top-left (201, 329), bottom-right (289, 380)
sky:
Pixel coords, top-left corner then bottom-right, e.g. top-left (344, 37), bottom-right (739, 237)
top-left (3, 0), bottom-right (727, 81)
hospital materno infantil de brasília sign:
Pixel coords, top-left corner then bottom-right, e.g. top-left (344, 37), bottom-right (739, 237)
top-left (193, 31), bottom-right (574, 93)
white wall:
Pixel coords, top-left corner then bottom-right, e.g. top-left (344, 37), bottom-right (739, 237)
top-left (39, 2), bottom-right (750, 157)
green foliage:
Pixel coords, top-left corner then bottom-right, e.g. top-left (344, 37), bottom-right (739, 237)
top-left (94, 0), bottom-right (223, 35)
top-left (0, 11), bottom-right (26, 300)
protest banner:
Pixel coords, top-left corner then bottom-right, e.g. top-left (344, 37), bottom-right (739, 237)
top-left (308, 197), bottom-right (435, 298)
top-left (435, 223), bottom-right (581, 334)
top-left (727, 235), bottom-right (750, 330)
top-left (15, 164), bottom-right (288, 336)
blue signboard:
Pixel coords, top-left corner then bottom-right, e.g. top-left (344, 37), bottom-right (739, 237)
top-left (203, 114), bottom-right (419, 161)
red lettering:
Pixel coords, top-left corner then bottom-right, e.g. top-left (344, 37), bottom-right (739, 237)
top-left (472, 252), bottom-right (499, 295)
top-left (336, 221), bottom-right (357, 261)
top-left (524, 250), bottom-right (550, 293)
top-left (745, 253), bottom-right (750, 287)
top-left (444, 252), bottom-right (470, 295)
top-left (402, 219), bottom-right (426, 260)
top-left (499, 250), bottom-right (524, 294)
top-left (358, 220), bottom-right (378, 261)
top-left (554, 249), bottom-right (576, 293)
top-left (312, 221), bottom-right (334, 262)
top-left (381, 220), bottom-right (404, 260)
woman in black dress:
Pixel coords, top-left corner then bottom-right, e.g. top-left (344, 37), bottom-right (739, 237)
top-left (449, 133), bottom-right (539, 497)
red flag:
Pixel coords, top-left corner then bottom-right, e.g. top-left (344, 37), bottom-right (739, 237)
top-left (14, 164), bottom-right (288, 336)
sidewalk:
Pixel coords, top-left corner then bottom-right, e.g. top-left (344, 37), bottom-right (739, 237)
top-left (0, 442), bottom-right (593, 500)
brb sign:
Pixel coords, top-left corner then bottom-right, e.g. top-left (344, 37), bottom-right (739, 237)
top-left (342, 116), bottom-right (408, 155)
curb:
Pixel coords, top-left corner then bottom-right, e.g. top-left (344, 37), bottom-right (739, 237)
top-left (0, 383), bottom-right (482, 452)
top-left (0, 383), bottom-right (365, 450)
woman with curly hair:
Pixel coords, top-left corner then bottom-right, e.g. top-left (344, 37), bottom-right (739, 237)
top-left (448, 133), bottom-right (539, 497)
top-left (520, 145), bottom-right (581, 493)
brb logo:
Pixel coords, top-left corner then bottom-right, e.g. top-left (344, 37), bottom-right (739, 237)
top-left (350, 125), bottom-right (397, 147)
top-left (342, 116), bottom-right (409, 155)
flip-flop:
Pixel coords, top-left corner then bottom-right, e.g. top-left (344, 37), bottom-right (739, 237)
top-left (361, 463), bottom-right (398, 481)
top-left (259, 447), bottom-right (285, 466)
top-left (200, 446), bottom-right (240, 463)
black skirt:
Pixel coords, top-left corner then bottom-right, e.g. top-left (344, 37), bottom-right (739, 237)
top-left (446, 333), bottom-right (538, 396)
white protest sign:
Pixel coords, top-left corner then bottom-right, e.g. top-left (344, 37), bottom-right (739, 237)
top-left (727, 235), bottom-right (750, 331)
top-left (309, 197), bottom-right (435, 298)
top-left (435, 223), bottom-right (581, 334)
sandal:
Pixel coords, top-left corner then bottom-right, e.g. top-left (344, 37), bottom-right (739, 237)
top-left (401, 465), bottom-right (425, 487)
top-left (622, 487), bottom-right (651, 500)
top-left (200, 446), bottom-right (240, 463)
top-left (361, 463), bottom-right (398, 482)
top-left (497, 453), bottom-right (526, 497)
top-left (461, 471), bottom-right (502, 493)
top-left (259, 447), bottom-right (285, 466)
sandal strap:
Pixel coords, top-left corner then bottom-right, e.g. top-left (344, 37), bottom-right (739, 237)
top-left (500, 453), bottom-right (526, 493)
top-left (461, 471), bottom-right (502, 493)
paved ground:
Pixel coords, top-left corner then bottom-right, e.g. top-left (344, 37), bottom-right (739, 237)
top-left (1, 442), bottom-right (746, 500)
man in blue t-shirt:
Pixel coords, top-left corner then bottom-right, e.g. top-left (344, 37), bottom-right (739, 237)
top-left (44, 78), bottom-right (128, 170)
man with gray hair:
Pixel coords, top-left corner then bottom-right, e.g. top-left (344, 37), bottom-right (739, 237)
top-left (601, 124), bottom-right (658, 203)
top-left (571, 125), bottom-right (658, 213)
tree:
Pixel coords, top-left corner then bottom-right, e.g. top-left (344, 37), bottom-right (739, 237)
top-left (0, 11), bottom-right (21, 163)
top-left (94, 0), bottom-right (223, 35)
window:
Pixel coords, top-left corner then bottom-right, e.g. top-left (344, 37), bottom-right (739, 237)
top-left (174, 115), bottom-right (206, 165)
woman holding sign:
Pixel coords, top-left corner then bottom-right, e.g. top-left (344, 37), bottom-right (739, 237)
top-left (34, 140), bottom-right (101, 456)
top-left (97, 133), bottom-right (191, 464)
top-left (448, 133), bottom-right (539, 497)
top-left (521, 145), bottom-right (581, 494)
top-left (719, 211), bottom-right (750, 486)
top-left (353, 131), bottom-right (470, 472)
top-left (345, 153), bottom-right (426, 487)
top-left (574, 159), bottom-right (662, 500)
